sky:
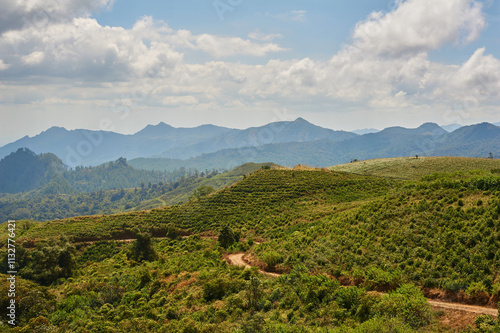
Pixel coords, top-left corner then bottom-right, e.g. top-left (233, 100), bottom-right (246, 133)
top-left (0, 0), bottom-right (500, 145)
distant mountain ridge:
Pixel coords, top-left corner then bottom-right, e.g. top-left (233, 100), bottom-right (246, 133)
top-left (129, 122), bottom-right (500, 171)
top-left (0, 118), bottom-right (358, 167)
top-left (0, 148), bottom-right (66, 193)
top-left (352, 128), bottom-right (379, 135)
top-left (156, 117), bottom-right (358, 159)
top-left (1, 119), bottom-right (499, 170)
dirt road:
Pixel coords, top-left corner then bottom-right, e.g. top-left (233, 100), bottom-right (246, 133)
top-left (226, 253), bottom-right (280, 277)
top-left (226, 253), bottom-right (498, 317)
top-left (427, 300), bottom-right (498, 316)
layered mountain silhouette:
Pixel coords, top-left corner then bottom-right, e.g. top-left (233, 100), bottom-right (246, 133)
top-left (1, 119), bottom-right (499, 171)
top-left (0, 118), bottom-right (357, 167)
top-left (128, 122), bottom-right (500, 171)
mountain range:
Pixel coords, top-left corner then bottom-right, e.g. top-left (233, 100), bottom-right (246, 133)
top-left (0, 118), bottom-right (357, 167)
top-left (0, 119), bottom-right (499, 170)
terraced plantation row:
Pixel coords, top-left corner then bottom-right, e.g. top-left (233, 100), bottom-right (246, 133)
top-left (7, 170), bottom-right (394, 244)
top-left (252, 171), bottom-right (500, 300)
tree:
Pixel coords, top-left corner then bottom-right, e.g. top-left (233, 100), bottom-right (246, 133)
top-left (192, 185), bottom-right (215, 200)
top-left (127, 232), bottom-right (158, 262)
top-left (246, 276), bottom-right (264, 310)
top-left (218, 225), bottom-right (240, 249)
top-left (20, 237), bottom-right (76, 286)
top-left (376, 284), bottom-right (432, 328)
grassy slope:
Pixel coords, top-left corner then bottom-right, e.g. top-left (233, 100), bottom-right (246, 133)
top-left (130, 162), bottom-right (277, 210)
top-left (0, 163), bottom-right (274, 222)
top-left (4, 169), bottom-right (392, 244)
top-left (330, 156), bottom-right (500, 180)
top-left (2, 160), bottom-right (500, 331)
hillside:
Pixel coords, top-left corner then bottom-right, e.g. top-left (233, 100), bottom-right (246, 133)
top-left (1, 165), bottom-right (499, 331)
top-left (0, 148), bottom-right (66, 193)
top-left (330, 156), bottom-right (500, 180)
top-left (0, 149), bottom-right (176, 194)
top-left (0, 162), bottom-right (274, 221)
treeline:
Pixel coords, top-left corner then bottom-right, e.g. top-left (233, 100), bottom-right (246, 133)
top-left (0, 148), bottom-right (221, 194)
top-left (0, 169), bottom-right (221, 221)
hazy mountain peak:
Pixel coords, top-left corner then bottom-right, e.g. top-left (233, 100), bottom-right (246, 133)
top-left (136, 122), bottom-right (174, 136)
top-left (418, 122), bottom-right (441, 130)
top-left (44, 126), bottom-right (69, 134)
top-left (416, 122), bottom-right (447, 135)
top-left (294, 117), bottom-right (309, 124)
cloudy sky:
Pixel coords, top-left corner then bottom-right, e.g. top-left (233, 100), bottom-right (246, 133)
top-left (0, 0), bottom-right (499, 145)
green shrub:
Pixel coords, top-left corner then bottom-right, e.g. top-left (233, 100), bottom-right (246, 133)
top-left (78, 240), bottom-right (120, 263)
top-left (202, 275), bottom-right (241, 302)
top-left (474, 315), bottom-right (498, 332)
top-left (261, 251), bottom-right (284, 269)
top-left (349, 316), bottom-right (414, 332)
top-left (466, 281), bottom-right (489, 299)
top-left (127, 232), bottom-right (158, 262)
top-left (335, 286), bottom-right (365, 316)
top-left (376, 284), bottom-right (432, 328)
top-left (20, 237), bottom-right (76, 286)
top-left (245, 276), bottom-right (264, 310)
top-left (218, 225), bottom-right (240, 249)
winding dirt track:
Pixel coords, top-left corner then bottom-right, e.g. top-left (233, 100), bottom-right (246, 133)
top-left (427, 300), bottom-right (498, 316)
top-left (226, 253), bottom-right (498, 317)
top-left (227, 253), bottom-right (281, 277)
top-left (87, 238), bottom-right (498, 317)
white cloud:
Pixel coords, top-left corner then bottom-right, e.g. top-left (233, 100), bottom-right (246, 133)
top-left (352, 0), bottom-right (485, 56)
top-left (22, 51), bottom-right (45, 65)
top-left (291, 10), bottom-right (307, 22)
top-left (0, 17), bottom-right (184, 79)
top-left (0, 59), bottom-right (9, 70)
top-left (0, 0), bottom-right (499, 139)
top-left (192, 34), bottom-right (286, 58)
top-left (162, 96), bottom-right (199, 106)
top-left (163, 28), bottom-right (286, 58)
top-left (0, 0), bottom-right (113, 34)
top-left (248, 32), bottom-right (283, 42)
top-left (0, 15), bottom-right (287, 81)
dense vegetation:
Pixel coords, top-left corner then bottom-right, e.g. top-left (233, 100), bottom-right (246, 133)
top-left (0, 148), bottom-right (176, 194)
top-left (1, 158), bottom-right (500, 331)
top-left (1, 236), bottom-right (442, 332)
top-left (0, 162), bottom-right (272, 222)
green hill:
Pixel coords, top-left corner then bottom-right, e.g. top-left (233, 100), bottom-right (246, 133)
top-left (0, 148), bottom-right (66, 193)
top-left (1, 165), bottom-right (500, 331)
top-left (0, 148), bottom-right (173, 194)
top-left (330, 156), bottom-right (500, 180)
top-left (0, 162), bottom-right (274, 221)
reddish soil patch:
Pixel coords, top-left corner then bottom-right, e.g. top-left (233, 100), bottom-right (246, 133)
top-left (433, 308), bottom-right (479, 332)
